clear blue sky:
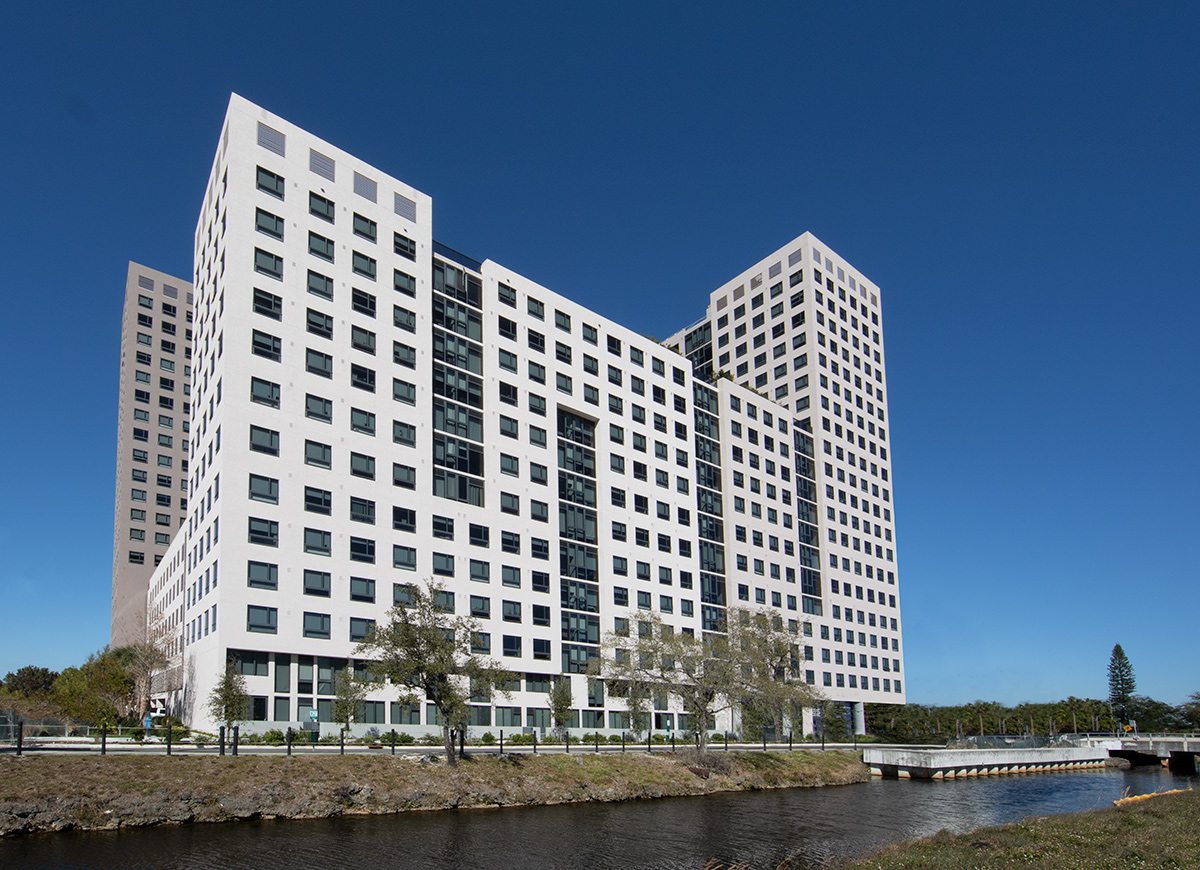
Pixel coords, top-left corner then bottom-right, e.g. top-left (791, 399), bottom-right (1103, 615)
top-left (1, 1), bottom-right (1196, 707)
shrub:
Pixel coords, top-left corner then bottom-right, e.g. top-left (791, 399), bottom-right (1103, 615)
top-left (396, 731), bottom-right (415, 745)
top-left (480, 731), bottom-right (496, 745)
top-left (262, 729), bottom-right (286, 746)
top-left (608, 734), bottom-right (624, 744)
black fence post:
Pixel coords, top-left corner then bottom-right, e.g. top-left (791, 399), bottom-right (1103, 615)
top-left (724, 732), bottom-right (728, 752)
top-left (671, 732), bottom-right (675, 751)
top-left (565, 732), bottom-right (570, 754)
top-left (287, 728), bottom-right (293, 756)
top-left (16, 722), bottom-right (23, 757)
top-left (101, 723), bottom-right (107, 756)
top-left (232, 726), bottom-right (239, 756)
top-left (167, 723), bottom-right (173, 756)
top-left (595, 733), bottom-right (599, 753)
top-left (621, 732), bottom-right (625, 753)
top-left (390, 729), bottom-right (396, 756)
top-left (763, 731), bottom-right (767, 752)
top-left (339, 728), bottom-right (345, 756)
top-left (499, 730), bottom-right (504, 754)
top-left (219, 726), bottom-right (226, 756)
top-left (533, 732), bottom-right (538, 755)
top-left (647, 731), bottom-right (652, 754)
top-left (459, 728), bottom-right (465, 759)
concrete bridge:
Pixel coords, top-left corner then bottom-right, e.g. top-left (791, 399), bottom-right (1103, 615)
top-left (1109, 736), bottom-right (1200, 773)
top-left (863, 746), bottom-right (1110, 779)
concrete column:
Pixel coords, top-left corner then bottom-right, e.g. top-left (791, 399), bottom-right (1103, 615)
top-left (852, 701), bottom-right (866, 736)
top-left (802, 706), bottom-right (815, 737)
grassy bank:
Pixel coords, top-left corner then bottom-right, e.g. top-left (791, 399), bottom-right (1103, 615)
top-left (0, 749), bottom-right (867, 836)
top-left (828, 787), bottom-right (1200, 870)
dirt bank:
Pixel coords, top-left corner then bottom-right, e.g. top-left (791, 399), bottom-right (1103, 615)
top-left (0, 749), bottom-right (867, 837)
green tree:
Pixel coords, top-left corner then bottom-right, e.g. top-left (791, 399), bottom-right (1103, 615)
top-left (731, 609), bottom-right (819, 742)
top-left (548, 676), bottom-right (574, 741)
top-left (330, 667), bottom-right (369, 732)
top-left (817, 700), bottom-right (850, 741)
top-left (1108, 644), bottom-right (1136, 722)
top-left (354, 580), bottom-right (510, 766)
top-left (3, 666), bottom-right (59, 697)
top-left (599, 611), bottom-right (737, 751)
top-left (1126, 695), bottom-right (1189, 732)
top-left (206, 655), bottom-right (249, 730)
top-left (53, 649), bottom-right (133, 727)
top-left (1181, 692), bottom-right (1200, 730)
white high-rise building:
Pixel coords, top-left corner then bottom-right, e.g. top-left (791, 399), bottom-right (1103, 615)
top-left (147, 94), bottom-right (903, 735)
top-left (111, 263), bottom-right (193, 648)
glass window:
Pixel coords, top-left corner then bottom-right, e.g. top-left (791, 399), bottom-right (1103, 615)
top-left (303, 612), bottom-right (331, 639)
top-left (247, 561), bottom-right (277, 589)
top-left (247, 605), bottom-right (277, 634)
top-left (304, 570), bottom-right (331, 597)
top-left (248, 474), bottom-right (278, 504)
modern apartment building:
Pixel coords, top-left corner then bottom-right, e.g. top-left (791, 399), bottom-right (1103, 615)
top-left (147, 94), bottom-right (903, 735)
top-left (111, 263), bottom-right (193, 648)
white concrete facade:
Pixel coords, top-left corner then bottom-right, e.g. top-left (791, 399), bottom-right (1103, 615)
top-left (664, 235), bottom-right (903, 710)
top-left (111, 263), bottom-right (193, 648)
top-left (147, 94), bottom-right (904, 736)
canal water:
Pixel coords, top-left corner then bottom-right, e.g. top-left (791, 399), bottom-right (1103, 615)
top-left (2, 766), bottom-right (1195, 870)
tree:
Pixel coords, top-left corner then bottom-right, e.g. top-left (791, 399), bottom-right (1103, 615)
top-left (1181, 692), bottom-right (1200, 730)
top-left (1108, 644), bottom-right (1136, 722)
top-left (206, 655), bottom-right (249, 730)
top-left (331, 667), bottom-right (369, 732)
top-left (0, 666), bottom-right (64, 724)
top-left (355, 580), bottom-right (510, 766)
top-left (2, 666), bottom-right (59, 697)
top-left (119, 614), bottom-right (175, 719)
top-left (549, 676), bottom-right (574, 741)
top-left (600, 611), bottom-right (737, 751)
top-left (53, 649), bottom-right (133, 727)
top-left (817, 700), bottom-right (850, 741)
top-left (730, 609), bottom-right (818, 741)
top-left (1126, 695), bottom-right (1189, 733)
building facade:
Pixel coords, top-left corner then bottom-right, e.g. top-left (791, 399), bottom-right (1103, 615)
top-left (147, 94), bottom-right (903, 735)
top-left (111, 263), bottom-right (193, 648)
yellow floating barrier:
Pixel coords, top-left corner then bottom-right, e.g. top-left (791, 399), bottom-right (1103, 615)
top-left (1113, 787), bottom-right (1193, 806)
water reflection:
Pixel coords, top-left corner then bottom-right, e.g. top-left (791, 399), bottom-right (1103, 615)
top-left (4, 767), bottom-right (1195, 870)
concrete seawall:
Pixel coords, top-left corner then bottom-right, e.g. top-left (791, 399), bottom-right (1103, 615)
top-left (862, 747), bottom-right (1110, 779)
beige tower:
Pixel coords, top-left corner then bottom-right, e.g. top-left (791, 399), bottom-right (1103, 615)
top-left (111, 262), bottom-right (193, 648)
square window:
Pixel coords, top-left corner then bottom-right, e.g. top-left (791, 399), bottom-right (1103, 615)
top-left (305, 394), bottom-right (332, 422)
top-left (306, 348), bottom-right (333, 378)
top-left (304, 527), bottom-right (331, 555)
top-left (351, 452), bottom-right (376, 479)
top-left (247, 605), bottom-right (277, 634)
top-left (303, 612), bottom-right (331, 639)
top-left (305, 440), bottom-right (332, 468)
top-left (249, 425), bottom-right (279, 456)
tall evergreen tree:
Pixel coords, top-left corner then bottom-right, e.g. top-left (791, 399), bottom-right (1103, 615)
top-left (1107, 644), bottom-right (1136, 722)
